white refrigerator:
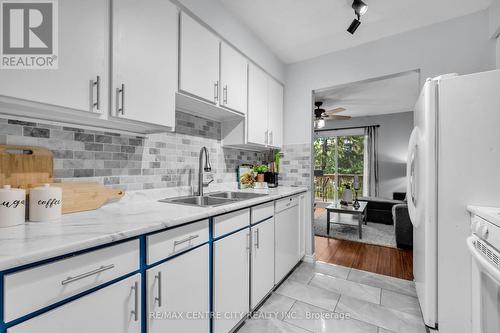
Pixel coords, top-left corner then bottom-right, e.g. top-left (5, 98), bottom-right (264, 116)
top-left (407, 69), bottom-right (500, 332)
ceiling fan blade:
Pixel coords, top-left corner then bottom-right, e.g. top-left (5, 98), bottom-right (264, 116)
top-left (326, 115), bottom-right (352, 120)
top-left (324, 107), bottom-right (346, 115)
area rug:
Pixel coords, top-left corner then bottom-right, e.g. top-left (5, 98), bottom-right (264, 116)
top-left (314, 210), bottom-right (397, 248)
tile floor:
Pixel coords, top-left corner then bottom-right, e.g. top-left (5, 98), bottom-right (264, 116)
top-left (237, 261), bottom-right (427, 333)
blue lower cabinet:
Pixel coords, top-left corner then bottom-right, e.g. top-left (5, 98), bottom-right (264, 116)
top-left (146, 244), bottom-right (210, 333)
top-left (7, 274), bottom-right (142, 333)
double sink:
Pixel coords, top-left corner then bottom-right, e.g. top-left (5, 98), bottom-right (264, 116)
top-left (159, 191), bottom-right (268, 207)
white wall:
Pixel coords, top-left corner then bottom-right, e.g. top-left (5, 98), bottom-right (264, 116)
top-left (497, 38), bottom-right (500, 68)
top-left (176, 0), bottom-right (285, 82)
top-left (489, 0), bottom-right (500, 37)
top-left (317, 112), bottom-right (413, 199)
top-left (284, 10), bottom-right (496, 146)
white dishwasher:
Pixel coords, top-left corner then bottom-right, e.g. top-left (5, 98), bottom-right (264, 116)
top-left (274, 196), bottom-right (300, 283)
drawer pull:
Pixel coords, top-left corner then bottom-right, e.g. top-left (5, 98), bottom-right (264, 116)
top-left (254, 229), bottom-right (260, 249)
top-left (155, 271), bottom-right (162, 307)
top-left (61, 264), bottom-right (115, 285)
top-left (131, 281), bottom-right (139, 321)
top-left (173, 234), bottom-right (199, 247)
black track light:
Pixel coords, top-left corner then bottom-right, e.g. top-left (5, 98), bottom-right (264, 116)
top-left (352, 0), bottom-right (368, 17)
top-left (347, 18), bottom-right (361, 34)
top-left (347, 0), bottom-right (367, 35)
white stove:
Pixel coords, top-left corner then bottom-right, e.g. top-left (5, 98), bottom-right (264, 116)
top-left (467, 206), bottom-right (500, 333)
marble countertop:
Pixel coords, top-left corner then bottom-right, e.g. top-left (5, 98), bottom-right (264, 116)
top-left (0, 186), bottom-right (307, 271)
top-left (467, 205), bottom-right (500, 227)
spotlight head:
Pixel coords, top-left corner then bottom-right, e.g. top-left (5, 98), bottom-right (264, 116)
top-left (347, 18), bottom-right (361, 34)
top-left (352, 0), bottom-right (368, 17)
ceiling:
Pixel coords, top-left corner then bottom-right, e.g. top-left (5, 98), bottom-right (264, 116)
top-left (314, 70), bottom-right (420, 118)
top-left (218, 0), bottom-right (492, 64)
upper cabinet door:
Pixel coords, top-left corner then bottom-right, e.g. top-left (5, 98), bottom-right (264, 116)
top-left (220, 43), bottom-right (247, 114)
top-left (112, 0), bottom-right (177, 128)
top-left (179, 12), bottom-right (220, 104)
top-left (247, 64), bottom-right (268, 146)
top-left (267, 78), bottom-right (284, 148)
top-left (0, 0), bottom-right (108, 113)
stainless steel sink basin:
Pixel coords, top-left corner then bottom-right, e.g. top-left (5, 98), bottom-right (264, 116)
top-left (207, 191), bottom-right (268, 200)
top-left (159, 195), bottom-right (236, 207)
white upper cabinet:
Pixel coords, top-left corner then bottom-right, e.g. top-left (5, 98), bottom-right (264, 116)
top-left (267, 78), bottom-right (284, 148)
top-left (0, 0), bottom-right (108, 114)
top-left (247, 64), bottom-right (269, 146)
top-left (179, 12), bottom-right (220, 104)
top-left (112, 0), bottom-right (177, 129)
top-left (220, 43), bottom-right (248, 114)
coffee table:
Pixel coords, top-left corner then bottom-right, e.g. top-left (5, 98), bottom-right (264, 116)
top-left (325, 201), bottom-right (368, 239)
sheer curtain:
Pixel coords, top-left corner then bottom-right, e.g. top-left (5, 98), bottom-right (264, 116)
top-left (363, 126), bottom-right (379, 197)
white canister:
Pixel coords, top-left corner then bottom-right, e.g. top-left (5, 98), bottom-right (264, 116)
top-left (29, 184), bottom-right (62, 222)
top-left (0, 185), bottom-right (26, 227)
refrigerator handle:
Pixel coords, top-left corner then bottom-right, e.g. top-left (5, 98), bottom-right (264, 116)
top-left (407, 127), bottom-right (421, 228)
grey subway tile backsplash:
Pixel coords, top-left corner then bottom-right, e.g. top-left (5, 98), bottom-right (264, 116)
top-left (1, 111), bottom-right (267, 190)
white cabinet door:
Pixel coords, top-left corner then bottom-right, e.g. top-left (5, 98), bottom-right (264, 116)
top-left (213, 228), bottom-right (250, 333)
top-left (251, 218), bottom-right (275, 309)
top-left (8, 274), bottom-right (141, 333)
top-left (112, 0), bottom-right (177, 128)
top-left (179, 12), bottom-right (220, 104)
top-left (247, 64), bottom-right (268, 146)
top-left (275, 204), bottom-right (300, 283)
top-left (147, 245), bottom-right (209, 333)
top-left (0, 0), bottom-right (108, 113)
top-left (267, 78), bottom-right (284, 148)
top-left (220, 43), bottom-right (247, 114)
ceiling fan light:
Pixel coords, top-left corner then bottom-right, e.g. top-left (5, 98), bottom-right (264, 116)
top-left (352, 0), bottom-right (368, 17)
top-left (317, 119), bottom-right (325, 129)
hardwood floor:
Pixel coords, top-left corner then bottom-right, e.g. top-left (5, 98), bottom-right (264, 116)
top-left (314, 235), bottom-right (414, 281)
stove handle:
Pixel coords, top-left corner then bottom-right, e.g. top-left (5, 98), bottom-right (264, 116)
top-left (467, 236), bottom-right (500, 283)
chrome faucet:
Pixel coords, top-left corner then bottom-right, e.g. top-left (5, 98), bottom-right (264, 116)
top-left (197, 146), bottom-right (213, 196)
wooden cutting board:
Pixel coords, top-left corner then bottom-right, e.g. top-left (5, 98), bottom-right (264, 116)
top-left (24, 182), bottom-right (126, 214)
top-left (0, 145), bottom-right (53, 187)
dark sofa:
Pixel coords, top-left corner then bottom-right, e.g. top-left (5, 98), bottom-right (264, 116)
top-left (358, 196), bottom-right (405, 225)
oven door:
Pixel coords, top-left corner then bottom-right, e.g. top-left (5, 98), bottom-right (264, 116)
top-left (467, 236), bottom-right (500, 333)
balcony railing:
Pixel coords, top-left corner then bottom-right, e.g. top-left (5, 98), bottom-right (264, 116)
top-left (314, 173), bottom-right (363, 202)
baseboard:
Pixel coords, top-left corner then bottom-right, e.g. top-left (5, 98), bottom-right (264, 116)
top-left (302, 254), bottom-right (316, 263)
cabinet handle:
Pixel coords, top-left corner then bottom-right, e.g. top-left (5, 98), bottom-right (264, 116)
top-left (269, 130), bottom-right (273, 145)
top-left (264, 130), bottom-right (268, 145)
top-left (92, 76), bottom-right (100, 111)
top-left (223, 85), bottom-right (228, 105)
top-left (116, 84), bottom-right (125, 115)
top-left (155, 271), bottom-right (162, 307)
top-left (173, 234), bottom-right (199, 247)
top-left (214, 81), bottom-right (219, 103)
top-left (61, 264), bottom-right (115, 285)
top-left (254, 229), bottom-right (260, 249)
top-left (131, 281), bottom-right (139, 322)
top-left (246, 232), bottom-right (250, 251)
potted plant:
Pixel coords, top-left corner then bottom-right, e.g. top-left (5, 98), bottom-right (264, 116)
top-left (253, 164), bottom-right (268, 183)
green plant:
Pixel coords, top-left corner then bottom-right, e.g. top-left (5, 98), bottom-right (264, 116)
top-left (253, 164), bottom-right (268, 174)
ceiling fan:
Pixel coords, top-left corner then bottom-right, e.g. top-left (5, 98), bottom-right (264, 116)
top-left (314, 101), bottom-right (351, 121)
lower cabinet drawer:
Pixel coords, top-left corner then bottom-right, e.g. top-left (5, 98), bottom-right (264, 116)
top-left (147, 219), bottom-right (209, 265)
top-left (7, 274), bottom-right (141, 333)
top-left (275, 195), bottom-right (298, 213)
top-left (213, 209), bottom-right (250, 238)
top-left (4, 239), bottom-right (140, 322)
top-left (251, 202), bottom-right (274, 224)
